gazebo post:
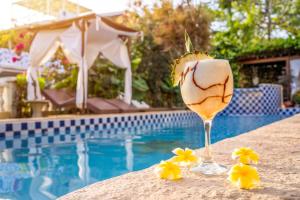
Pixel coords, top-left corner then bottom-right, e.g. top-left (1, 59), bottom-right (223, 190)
top-left (79, 19), bottom-right (88, 113)
top-left (286, 56), bottom-right (291, 99)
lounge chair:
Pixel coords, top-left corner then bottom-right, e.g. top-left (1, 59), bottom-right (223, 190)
top-left (105, 99), bottom-right (146, 113)
top-left (42, 89), bottom-right (76, 109)
top-left (87, 97), bottom-right (121, 114)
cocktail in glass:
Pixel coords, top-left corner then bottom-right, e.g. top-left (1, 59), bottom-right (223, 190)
top-left (178, 58), bottom-right (233, 175)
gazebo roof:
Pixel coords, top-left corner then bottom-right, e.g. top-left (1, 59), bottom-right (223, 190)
top-left (14, 0), bottom-right (91, 17)
top-left (1, 12), bottom-right (138, 34)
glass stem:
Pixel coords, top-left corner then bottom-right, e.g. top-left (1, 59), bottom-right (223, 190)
top-left (203, 120), bottom-right (213, 163)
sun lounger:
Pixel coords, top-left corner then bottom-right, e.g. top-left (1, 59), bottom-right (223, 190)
top-left (42, 89), bottom-right (76, 108)
top-left (43, 88), bottom-right (151, 114)
top-left (87, 97), bottom-right (121, 114)
top-left (104, 99), bottom-right (144, 113)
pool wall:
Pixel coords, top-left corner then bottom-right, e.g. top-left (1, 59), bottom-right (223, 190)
top-left (0, 111), bottom-right (197, 149)
top-left (221, 84), bottom-right (300, 116)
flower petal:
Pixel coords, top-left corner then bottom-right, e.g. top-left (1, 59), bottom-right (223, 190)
top-left (172, 148), bottom-right (184, 155)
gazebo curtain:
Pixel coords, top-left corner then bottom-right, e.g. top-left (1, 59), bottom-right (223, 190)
top-left (27, 17), bottom-right (136, 108)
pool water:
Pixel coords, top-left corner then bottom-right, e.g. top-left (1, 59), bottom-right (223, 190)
top-left (0, 115), bottom-right (285, 200)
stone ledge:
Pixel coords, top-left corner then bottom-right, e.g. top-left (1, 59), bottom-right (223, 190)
top-left (59, 114), bottom-right (300, 200)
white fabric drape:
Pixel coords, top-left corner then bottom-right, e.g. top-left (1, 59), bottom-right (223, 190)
top-left (60, 24), bottom-right (86, 108)
top-left (99, 39), bottom-right (132, 104)
top-left (27, 30), bottom-right (63, 100)
top-left (27, 25), bottom-right (87, 108)
top-left (86, 20), bottom-right (134, 104)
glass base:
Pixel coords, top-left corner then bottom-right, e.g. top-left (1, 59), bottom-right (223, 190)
top-left (191, 162), bottom-right (227, 175)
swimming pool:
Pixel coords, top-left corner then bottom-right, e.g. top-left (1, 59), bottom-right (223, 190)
top-left (0, 114), bottom-right (285, 200)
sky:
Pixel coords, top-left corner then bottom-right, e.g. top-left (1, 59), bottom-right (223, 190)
top-left (0, 0), bottom-right (190, 30)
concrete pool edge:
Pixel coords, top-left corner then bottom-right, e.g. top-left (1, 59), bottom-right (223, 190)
top-left (59, 114), bottom-right (300, 200)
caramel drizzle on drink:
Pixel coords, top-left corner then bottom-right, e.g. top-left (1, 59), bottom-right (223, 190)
top-left (180, 61), bottom-right (233, 106)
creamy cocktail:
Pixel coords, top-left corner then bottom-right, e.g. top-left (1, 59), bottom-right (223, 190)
top-left (172, 52), bottom-right (233, 175)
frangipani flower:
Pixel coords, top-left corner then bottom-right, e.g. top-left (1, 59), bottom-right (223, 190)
top-left (171, 148), bottom-right (198, 166)
top-left (154, 160), bottom-right (182, 180)
top-left (232, 147), bottom-right (259, 164)
top-left (228, 163), bottom-right (260, 189)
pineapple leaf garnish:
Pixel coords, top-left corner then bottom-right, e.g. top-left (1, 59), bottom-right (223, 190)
top-left (184, 30), bottom-right (194, 53)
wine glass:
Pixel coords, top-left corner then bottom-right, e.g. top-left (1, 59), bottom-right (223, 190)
top-left (180, 59), bottom-right (233, 175)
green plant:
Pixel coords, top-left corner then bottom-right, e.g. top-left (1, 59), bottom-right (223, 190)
top-left (15, 74), bottom-right (46, 117)
top-left (16, 73), bottom-right (46, 89)
top-left (16, 73), bottom-right (27, 87)
top-left (292, 91), bottom-right (300, 104)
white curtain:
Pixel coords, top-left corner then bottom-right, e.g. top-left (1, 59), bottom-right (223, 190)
top-left (60, 24), bottom-right (87, 108)
top-left (27, 25), bottom-right (87, 108)
top-left (86, 20), bottom-right (134, 104)
top-left (99, 39), bottom-right (132, 104)
top-left (27, 30), bottom-right (62, 100)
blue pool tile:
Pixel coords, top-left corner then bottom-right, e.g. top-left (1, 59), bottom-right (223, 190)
top-left (71, 120), bottom-right (75, 126)
top-left (6, 124), bottom-right (12, 131)
top-left (28, 130), bottom-right (35, 137)
top-left (90, 119), bottom-right (94, 124)
top-left (42, 129), bottom-right (47, 136)
top-left (121, 116), bottom-right (125, 121)
top-left (48, 136), bottom-right (54, 143)
top-left (13, 131), bottom-right (21, 139)
top-left (21, 123), bottom-right (27, 130)
top-left (103, 124), bottom-right (107, 129)
top-left (80, 133), bottom-right (85, 138)
top-left (0, 133), bottom-right (5, 141)
top-left (35, 122), bottom-right (41, 129)
top-left (35, 137), bottom-right (41, 144)
top-left (21, 140), bottom-right (28, 148)
top-left (66, 127), bottom-right (71, 134)
top-left (48, 121), bottom-right (53, 128)
top-left (54, 128), bottom-right (59, 135)
top-left (76, 126), bottom-right (81, 132)
top-left (107, 118), bottom-right (110, 123)
top-left (6, 140), bottom-right (13, 148)
top-left (60, 135), bottom-right (65, 141)
top-left (114, 117), bottom-right (118, 122)
top-left (80, 119), bottom-right (85, 125)
top-left (98, 118), bottom-right (102, 123)
top-left (60, 121), bottom-right (65, 127)
top-left (71, 135), bottom-right (76, 141)
top-left (94, 124), bottom-right (99, 130)
top-left (85, 125), bottom-right (90, 131)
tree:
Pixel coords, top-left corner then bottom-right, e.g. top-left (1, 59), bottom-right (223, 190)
top-left (210, 0), bottom-right (300, 86)
top-left (118, 0), bottom-right (211, 106)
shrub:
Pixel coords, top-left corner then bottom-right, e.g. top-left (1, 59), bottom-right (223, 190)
top-left (292, 91), bottom-right (300, 105)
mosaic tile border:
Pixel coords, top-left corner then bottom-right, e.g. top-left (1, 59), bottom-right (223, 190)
top-left (220, 84), bottom-right (283, 115)
top-left (0, 111), bottom-right (199, 149)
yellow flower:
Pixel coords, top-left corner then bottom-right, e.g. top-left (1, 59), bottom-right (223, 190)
top-left (154, 160), bottom-right (182, 180)
top-left (232, 147), bottom-right (259, 164)
top-left (171, 148), bottom-right (198, 166)
top-left (228, 163), bottom-right (260, 189)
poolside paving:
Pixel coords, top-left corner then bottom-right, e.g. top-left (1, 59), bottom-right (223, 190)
top-left (59, 114), bottom-right (300, 200)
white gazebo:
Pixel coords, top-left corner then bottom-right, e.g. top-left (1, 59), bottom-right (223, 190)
top-left (5, 12), bottom-right (139, 109)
